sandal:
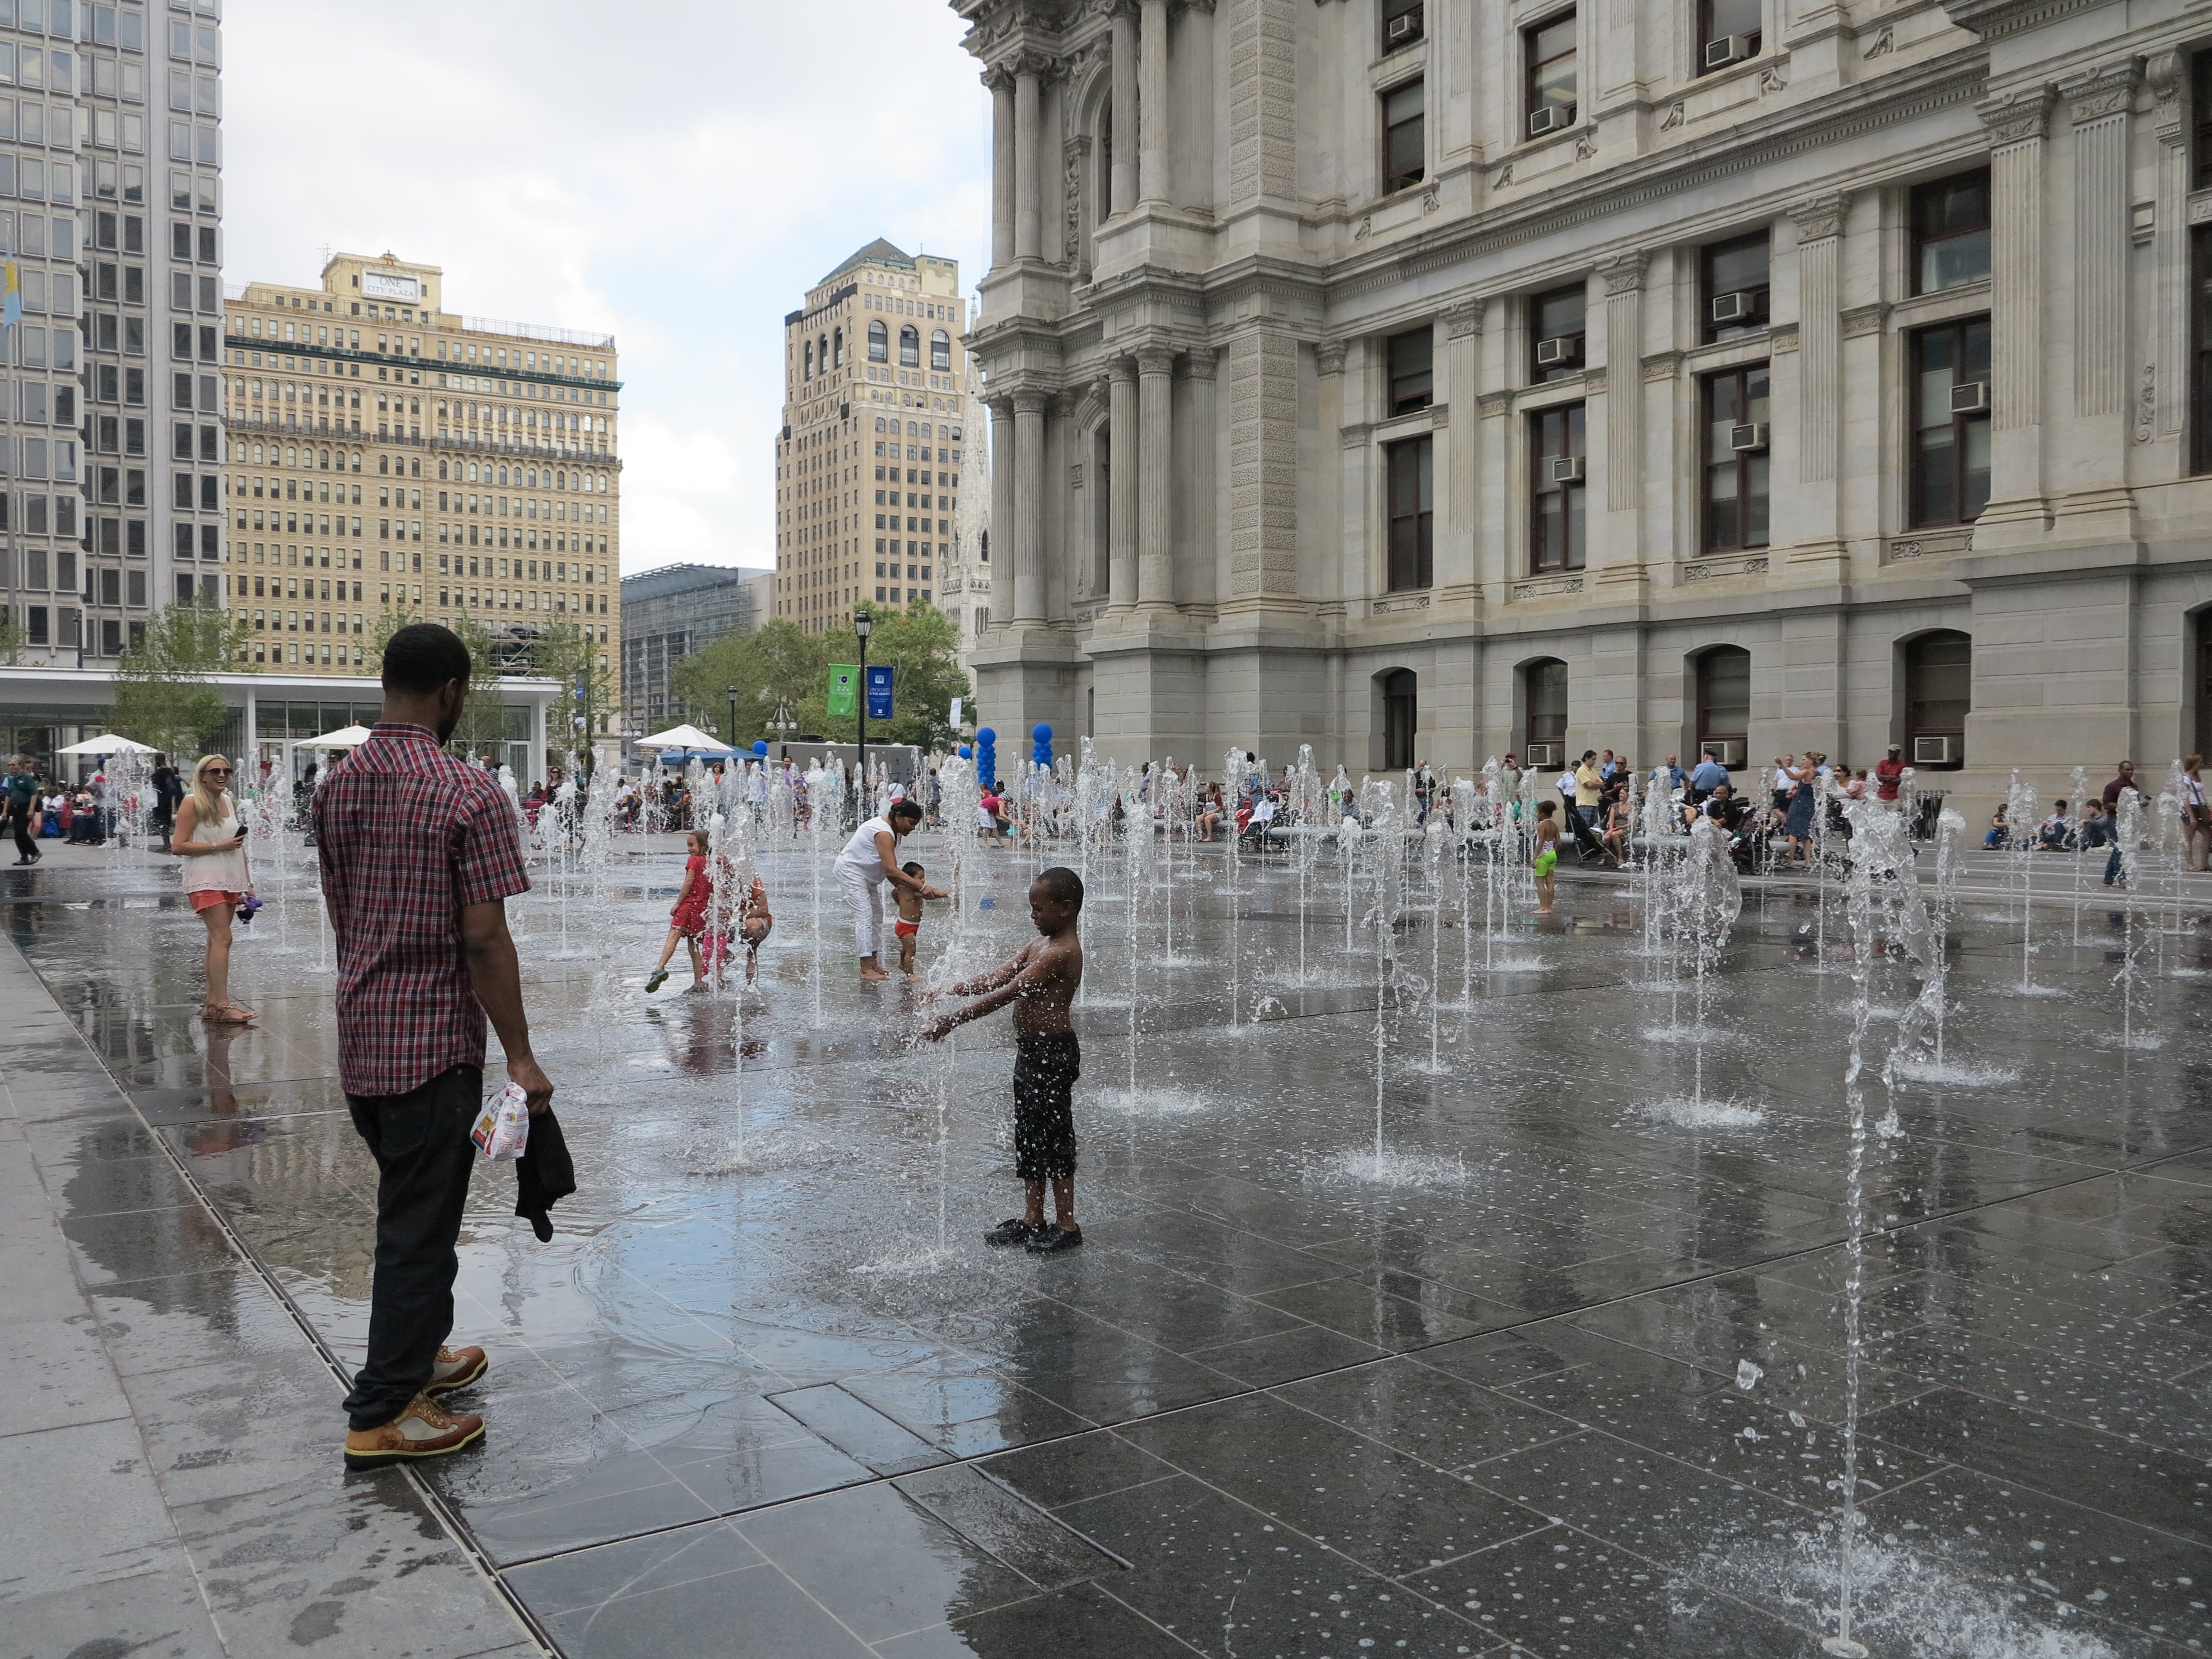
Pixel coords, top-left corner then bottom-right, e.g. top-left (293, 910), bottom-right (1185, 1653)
top-left (201, 1002), bottom-right (255, 1024)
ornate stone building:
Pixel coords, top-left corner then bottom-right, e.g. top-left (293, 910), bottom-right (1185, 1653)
top-left (955, 0), bottom-right (2212, 789)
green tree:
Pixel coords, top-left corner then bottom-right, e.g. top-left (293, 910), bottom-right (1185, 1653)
top-left (531, 619), bottom-right (620, 769)
top-left (0, 608), bottom-right (19, 667)
top-left (107, 601), bottom-right (253, 756)
top-left (367, 603), bottom-right (422, 665)
top-left (444, 616), bottom-right (516, 763)
top-left (816, 603), bottom-right (971, 754)
top-left (672, 619), bottom-right (827, 743)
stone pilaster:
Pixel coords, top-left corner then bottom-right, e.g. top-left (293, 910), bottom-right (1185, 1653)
top-left (1110, 4), bottom-right (1139, 216)
top-left (1108, 359), bottom-right (1138, 611)
top-left (1012, 389), bottom-right (1048, 622)
top-left (2149, 51), bottom-right (2188, 442)
top-left (1139, 0), bottom-right (1171, 205)
top-left (1136, 344), bottom-right (1178, 607)
top-left (1599, 254), bottom-right (1645, 516)
top-left (1226, 0), bottom-right (1295, 206)
top-left (1014, 58), bottom-right (1044, 262)
top-left (1441, 302), bottom-right (1482, 596)
top-left (1224, 326), bottom-right (1299, 603)
top-left (2054, 60), bottom-right (2141, 539)
top-left (1974, 84), bottom-right (2054, 541)
top-left (1180, 348), bottom-right (1218, 603)
top-left (1790, 195), bottom-right (1844, 486)
top-left (987, 68), bottom-right (1016, 269)
top-left (987, 395), bottom-right (1015, 633)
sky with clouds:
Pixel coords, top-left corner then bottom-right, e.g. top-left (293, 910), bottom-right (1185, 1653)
top-left (222, 0), bottom-right (992, 577)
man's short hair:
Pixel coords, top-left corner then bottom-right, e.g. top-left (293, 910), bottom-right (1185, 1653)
top-left (887, 798), bottom-right (925, 823)
top-left (382, 623), bottom-right (472, 697)
top-left (1033, 866), bottom-right (1085, 909)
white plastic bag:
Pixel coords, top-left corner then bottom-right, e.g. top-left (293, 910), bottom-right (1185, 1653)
top-left (471, 1082), bottom-right (531, 1161)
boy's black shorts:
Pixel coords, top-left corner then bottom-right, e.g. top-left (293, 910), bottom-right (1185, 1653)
top-left (1012, 1032), bottom-right (1080, 1181)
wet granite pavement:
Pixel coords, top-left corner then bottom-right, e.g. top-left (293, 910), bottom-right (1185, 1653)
top-left (4, 827), bottom-right (2211, 1657)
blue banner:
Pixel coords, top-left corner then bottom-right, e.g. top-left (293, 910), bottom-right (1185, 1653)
top-left (865, 664), bottom-right (894, 721)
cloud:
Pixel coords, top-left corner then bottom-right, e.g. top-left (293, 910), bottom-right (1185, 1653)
top-left (220, 0), bottom-right (992, 575)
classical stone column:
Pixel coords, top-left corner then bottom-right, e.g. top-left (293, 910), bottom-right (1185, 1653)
top-left (1111, 4), bottom-right (1139, 216)
top-left (2151, 52), bottom-right (2189, 442)
top-left (2069, 63), bottom-right (2139, 420)
top-left (1013, 390), bottom-right (1048, 623)
top-left (1108, 358), bottom-right (1139, 611)
top-left (1180, 347), bottom-right (1219, 599)
top-left (988, 69), bottom-right (1016, 269)
top-left (1976, 85), bottom-right (2055, 535)
top-left (1015, 60), bottom-right (1043, 263)
top-left (1441, 302), bottom-right (1483, 594)
top-left (1790, 196), bottom-right (1843, 486)
top-left (1136, 343), bottom-right (1177, 607)
top-left (1138, 0), bottom-right (1171, 205)
top-left (988, 395), bottom-right (1015, 630)
top-left (1599, 254), bottom-right (1646, 517)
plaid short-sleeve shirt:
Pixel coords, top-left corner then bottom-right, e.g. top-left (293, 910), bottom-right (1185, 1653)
top-left (315, 723), bottom-right (531, 1098)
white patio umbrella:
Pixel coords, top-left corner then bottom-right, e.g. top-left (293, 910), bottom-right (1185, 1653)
top-left (635, 723), bottom-right (733, 755)
top-left (56, 734), bottom-right (158, 756)
top-left (301, 725), bottom-right (374, 748)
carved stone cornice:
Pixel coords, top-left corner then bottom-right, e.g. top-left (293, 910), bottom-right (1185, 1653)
top-left (1133, 343), bottom-right (1178, 376)
top-left (1012, 388), bottom-right (1050, 416)
top-left (1582, 367), bottom-right (1608, 394)
top-left (1106, 355), bottom-right (1137, 384)
top-left (1840, 302), bottom-right (1889, 338)
top-left (2062, 58), bottom-right (2141, 125)
top-left (1314, 340), bottom-right (1348, 378)
top-left (1340, 422), bottom-right (1373, 449)
top-left (1978, 84), bottom-right (2055, 145)
top-left (1599, 252), bottom-right (1648, 295)
top-left (1429, 402), bottom-right (1448, 429)
top-left (1443, 301), bottom-right (1484, 340)
top-left (1476, 389), bottom-right (1515, 416)
top-left (1768, 323), bottom-right (1800, 354)
top-left (1179, 347), bottom-right (1219, 382)
top-left (1641, 351), bottom-right (1682, 383)
top-left (980, 64), bottom-right (1016, 93)
top-left (1789, 193), bottom-right (1846, 242)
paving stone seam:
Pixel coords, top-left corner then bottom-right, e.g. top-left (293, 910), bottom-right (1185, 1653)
top-left (3, 932), bottom-right (562, 1659)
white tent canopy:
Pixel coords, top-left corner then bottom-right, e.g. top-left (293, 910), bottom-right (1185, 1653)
top-left (55, 734), bottom-right (157, 756)
top-left (301, 725), bottom-right (374, 748)
top-left (635, 724), bottom-right (733, 754)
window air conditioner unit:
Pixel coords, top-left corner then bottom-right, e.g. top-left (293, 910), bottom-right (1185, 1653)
top-left (1704, 739), bottom-right (1747, 767)
top-left (1527, 104), bottom-right (1573, 137)
top-left (1548, 455), bottom-right (1586, 484)
top-left (1913, 735), bottom-right (1957, 765)
top-left (1387, 6), bottom-right (1423, 43)
top-left (1533, 333), bottom-right (1583, 368)
top-left (1728, 422), bottom-right (1769, 452)
top-left (1709, 290), bottom-right (1758, 324)
top-left (1523, 743), bottom-right (1562, 768)
top-left (1704, 34), bottom-right (1754, 69)
top-left (1950, 381), bottom-right (1990, 415)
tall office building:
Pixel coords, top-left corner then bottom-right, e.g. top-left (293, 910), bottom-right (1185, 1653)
top-left (222, 251), bottom-right (621, 724)
top-left (940, 299), bottom-right (993, 673)
top-left (620, 560), bottom-right (770, 737)
top-left (775, 239), bottom-right (972, 634)
top-left (0, 0), bottom-right (224, 667)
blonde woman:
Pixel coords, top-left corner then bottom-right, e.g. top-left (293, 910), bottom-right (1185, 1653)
top-left (175, 755), bottom-right (256, 1024)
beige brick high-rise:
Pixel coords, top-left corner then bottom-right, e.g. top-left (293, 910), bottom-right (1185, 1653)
top-left (222, 253), bottom-right (621, 716)
top-left (776, 240), bottom-right (973, 634)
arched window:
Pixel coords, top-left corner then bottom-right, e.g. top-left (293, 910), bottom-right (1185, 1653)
top-left (868, 320), bottom-right (888, 363)
top-left (1380, 669), bottom-right (1418, 771)
top-left (874, 416), bottom-right (887, 433)
top-left (833, 327), bottom-right (843, 368)
top-left (819, 334), bottom-right (829, 376)
top-left (931, 329), bottom-right (951, 372)
top-left (803, 341), bottom-right (813, 381)
top-left (1904, 630), bottom-right (1971, 766)
top-left (1523, 658), bottom-right (1567, 765)
top-left (899, 325), bottom-right (920, 368)
top-left (1694, 646), bottom-right (1751, 765)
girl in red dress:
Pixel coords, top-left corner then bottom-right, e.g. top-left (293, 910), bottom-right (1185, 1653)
top-left (646, 830), bottom-right (713, 993)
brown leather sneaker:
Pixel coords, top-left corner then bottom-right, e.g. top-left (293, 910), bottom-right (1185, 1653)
top-left (343, 1394), bottom-right (485, 1470)
top-left (425, 1344), bottom-right (488, 1394)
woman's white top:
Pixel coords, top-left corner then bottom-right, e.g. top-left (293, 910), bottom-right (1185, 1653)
top-left (180, 796), bottom-right (250, 893)
top-left (834, 815), bottom-right (899, 884)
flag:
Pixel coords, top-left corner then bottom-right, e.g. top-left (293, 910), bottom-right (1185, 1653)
top-left (826, 664), bottom-right (856, 718)
top-left (949, 696), bottom-right (963, 730)
top-left (866, 664), bottom-right (894, 722)
top-left (2, 262), bottom-right (19, 330)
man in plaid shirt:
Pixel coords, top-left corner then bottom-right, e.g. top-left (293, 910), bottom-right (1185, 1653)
top-left (317, 623), bottom-right (553, 1469)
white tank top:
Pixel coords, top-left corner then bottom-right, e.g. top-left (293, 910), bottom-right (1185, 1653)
top-left (835, 815), bottom-right (898, 884)
top-left (180, 796), bottom-right (250, 893)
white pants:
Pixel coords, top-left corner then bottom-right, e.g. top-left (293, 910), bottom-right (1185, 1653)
top-left (840, 867), bottom-right (885, 960)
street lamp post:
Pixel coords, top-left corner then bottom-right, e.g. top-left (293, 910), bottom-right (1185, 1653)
top-left (853, 609), bottom-right (872, 817)
top-left (725, 685), bottom-right (739, 753)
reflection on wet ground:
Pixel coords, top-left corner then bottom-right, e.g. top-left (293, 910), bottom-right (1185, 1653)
top-left (9, 832), bottom-right (2212, 1658)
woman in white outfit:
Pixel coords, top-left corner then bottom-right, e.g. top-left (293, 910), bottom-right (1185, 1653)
top-left (834, 798), bottom-right (927, 981)
top-left (174, 754), bottom-right (257, 1024)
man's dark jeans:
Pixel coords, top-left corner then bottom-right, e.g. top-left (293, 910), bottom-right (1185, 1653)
top-left (6, 802), bottom-right (36, 861)
top-left (343, 1064), bottom-right (481, 1431)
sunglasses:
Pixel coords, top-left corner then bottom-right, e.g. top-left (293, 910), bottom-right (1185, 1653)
top-left (204, 767), bottom-right (232, 777)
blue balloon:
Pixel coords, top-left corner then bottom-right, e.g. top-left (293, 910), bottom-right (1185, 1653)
top-left (975, 727), bottom-right (995, 745)
top-left (1032, 723), bottom-right (1052, 743)
top-left (752, 740), bottom-right (769, 757)
top-left (957, 745), bottom-right (972, 759)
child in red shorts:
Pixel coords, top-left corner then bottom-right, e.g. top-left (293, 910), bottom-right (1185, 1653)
top-left (646, 830), bottom-right (712, 993)
top-left (893, 860), bottom-right (948, 980)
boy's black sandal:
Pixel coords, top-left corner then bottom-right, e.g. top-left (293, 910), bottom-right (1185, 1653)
top-left (983, 1217), bottom-right (1036, 1247)
top-left (1025, 1224), bottom-right (1083, 1254)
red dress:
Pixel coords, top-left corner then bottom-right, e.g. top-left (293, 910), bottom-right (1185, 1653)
top-left (670, 854), bottom-right (711, 937)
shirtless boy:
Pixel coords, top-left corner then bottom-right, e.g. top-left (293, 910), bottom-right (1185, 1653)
top-left (893, 861), bottom-right (949, 980)
top-left (920, 867), bottom-right (1086, 1253)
